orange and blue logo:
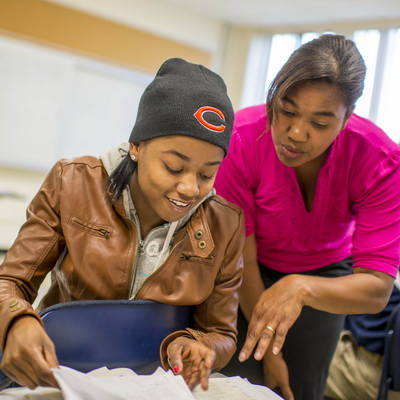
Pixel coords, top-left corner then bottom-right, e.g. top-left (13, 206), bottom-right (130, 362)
top-left (194, 106), bottom-right (226, 132)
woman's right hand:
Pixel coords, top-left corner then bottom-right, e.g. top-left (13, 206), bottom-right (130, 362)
top-left (262, 349), bottom-right (294, 400)
top-left (239, 274), bottom-right (305, 363)
top-left (1, 315), bottom-right (59, 389)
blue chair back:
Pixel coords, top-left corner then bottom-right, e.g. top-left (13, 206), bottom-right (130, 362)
top-left (377, 303), bottom-right (400, 400)
top-left (39, 299), bottom-right (194, 374)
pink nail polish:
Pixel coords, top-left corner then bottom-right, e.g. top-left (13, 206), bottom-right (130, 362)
top-left (173, 365), bottom-right (181, 374)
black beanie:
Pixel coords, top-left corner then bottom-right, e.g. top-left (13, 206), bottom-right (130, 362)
top-left (129, 58), bottom-right (234, 156)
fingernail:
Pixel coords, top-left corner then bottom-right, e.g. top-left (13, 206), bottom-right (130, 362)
top-left (254, 351), bottom-right (262, 359)
top-left (238, 352), bottom-right (246, 362)
top-left (173, 365), bottom-right (181, 374)
top-left (273, 346), bottom-right (279, 355)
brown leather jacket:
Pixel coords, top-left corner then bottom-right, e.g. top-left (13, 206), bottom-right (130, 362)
top-left (0, 156), bottom-right (245, 371)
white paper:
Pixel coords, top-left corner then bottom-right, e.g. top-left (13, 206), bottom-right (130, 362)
top-left (193, 376), bottom-right (283, 400)
top-left (53, 366), bottom-right (195, 400)
top-left (0, 367), bottom-right (283, 400)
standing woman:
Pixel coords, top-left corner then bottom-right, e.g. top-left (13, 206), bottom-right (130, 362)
top-left (215, 34), bottom-right (400, 400)
top-left (0, 58), bottom-right (245, 391)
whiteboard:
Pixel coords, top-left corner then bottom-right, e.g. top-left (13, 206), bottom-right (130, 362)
top-left (0, 35), bottom-right (153, 171)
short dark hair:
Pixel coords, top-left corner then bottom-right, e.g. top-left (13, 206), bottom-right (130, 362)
top-left (266, 34), bottom-right (366, 124)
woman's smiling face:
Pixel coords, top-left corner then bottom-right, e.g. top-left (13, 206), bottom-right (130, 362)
top-left (129, 135), bottom-right (224, 227)
top-left (271, 80), bottom-right (351, 168)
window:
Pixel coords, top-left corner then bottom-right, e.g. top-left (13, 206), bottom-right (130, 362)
top-left (352, 29), bottom-right (381, 118)
top-left (374, 29), bottom-right (400, 143)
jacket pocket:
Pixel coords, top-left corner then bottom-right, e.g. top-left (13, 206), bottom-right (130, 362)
top-left (179, 254), bottom-right (215, 265)
top-left (69, 216), bottom-right (113, 238)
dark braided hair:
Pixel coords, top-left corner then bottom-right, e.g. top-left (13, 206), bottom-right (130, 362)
top-left (267, 34), bottom-right (366, 125)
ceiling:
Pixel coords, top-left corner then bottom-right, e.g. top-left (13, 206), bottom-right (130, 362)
top-left (164, 0), bottom-right (400, 28)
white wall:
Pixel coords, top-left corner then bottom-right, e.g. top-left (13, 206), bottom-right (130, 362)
top-left (46, 0), bottom-right (228, 69)
top-left (0, 34), bottom-right (153, 171)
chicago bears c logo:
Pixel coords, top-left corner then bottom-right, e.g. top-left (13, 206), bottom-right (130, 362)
top-left (194, 106), bottom-right (226, 132)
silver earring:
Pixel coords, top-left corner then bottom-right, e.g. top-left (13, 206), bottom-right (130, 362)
top-left (131, 154), bottom-right (136, 161)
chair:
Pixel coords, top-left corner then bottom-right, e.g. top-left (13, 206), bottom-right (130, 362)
top-left (377, 303), bottom-right (400, 400)
top-left (38, 299), bottom-right (194, 374)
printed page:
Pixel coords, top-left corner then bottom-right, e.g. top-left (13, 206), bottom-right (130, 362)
top-left (193, 376), bottom-right (283, 400)
top-left (53, 366), bottom-right (195, 400)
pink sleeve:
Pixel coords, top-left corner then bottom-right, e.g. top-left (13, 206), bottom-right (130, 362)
top-left (352, 152), bottom-right (400, 278)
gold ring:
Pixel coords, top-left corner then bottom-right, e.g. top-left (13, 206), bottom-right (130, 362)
top-left (266, 325), bottom-right (276, 335)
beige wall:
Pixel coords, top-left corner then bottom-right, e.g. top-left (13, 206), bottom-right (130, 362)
top-left (0, 0), bottom-right (211, 75)
top-left (0, 0), bottom-right (250, 108)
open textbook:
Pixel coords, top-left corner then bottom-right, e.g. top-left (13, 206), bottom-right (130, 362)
top-left (0, 366), bottom-right (283, 400)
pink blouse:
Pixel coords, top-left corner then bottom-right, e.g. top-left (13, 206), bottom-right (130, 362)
top-left (214, 105), bottom-right (400, 277)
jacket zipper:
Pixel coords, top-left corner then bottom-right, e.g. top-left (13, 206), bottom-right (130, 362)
top-left (179, 254), bottom-right (213, 261)
top-left (72, 219), bottom-right (111, 238)
top-left (134, 236), bottom-right (185, 299)
top-left (127, 217), bottom-right (141, 298)
top-left (97, 229), bottom-right (110, 238)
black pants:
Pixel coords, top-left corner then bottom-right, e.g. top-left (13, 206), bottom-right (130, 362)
top-left (221, 258), bottom-right (353, 400)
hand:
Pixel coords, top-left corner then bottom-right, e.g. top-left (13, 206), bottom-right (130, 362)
top-left (1, 315), bottom-right (59, 389)
top-left (262, 349), bottom-right (294, 400)
top-left (167, 336), bottom-right (216, 391)
top-left (239, 274), bottom-right (305, 362)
